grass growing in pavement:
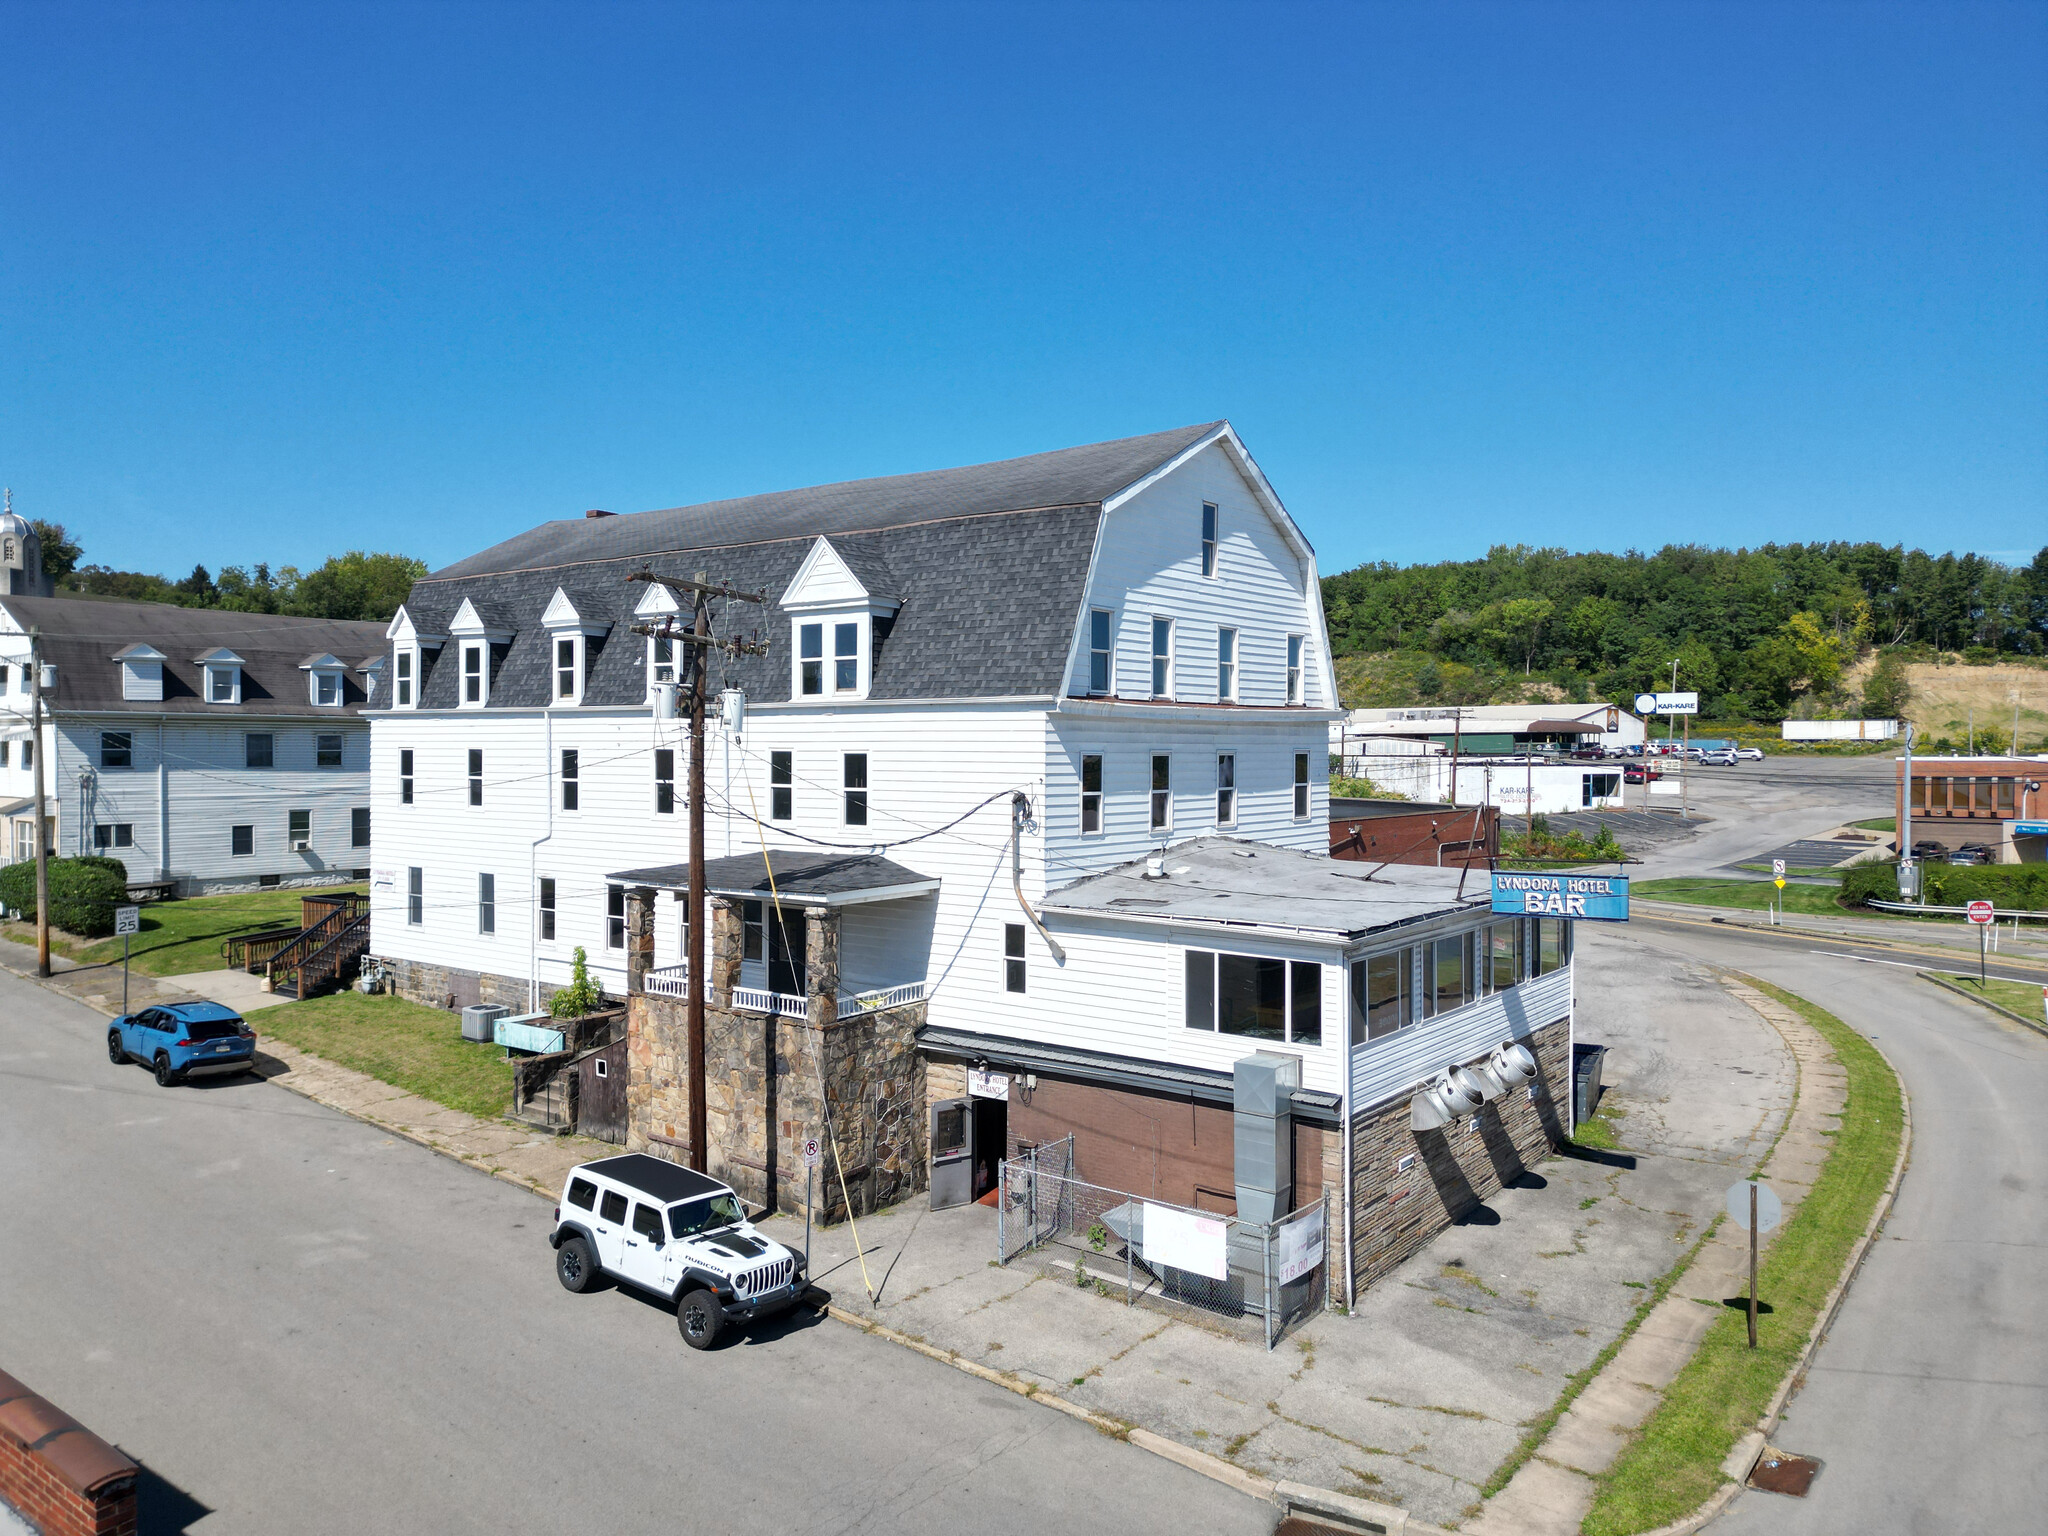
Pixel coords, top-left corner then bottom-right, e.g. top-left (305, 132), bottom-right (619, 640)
top-left (1581, 977), bottom-right (1905, 1536)
top-left (254, 991), bottom-right (513, 1121)
top-left (1930, 973), bottom-right (2046, 1025)
top-left (0, 885), bottom-right (365, 977)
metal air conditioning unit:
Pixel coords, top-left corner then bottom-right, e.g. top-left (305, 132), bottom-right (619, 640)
top-left (460, 1003), bottom-right (508, 1043)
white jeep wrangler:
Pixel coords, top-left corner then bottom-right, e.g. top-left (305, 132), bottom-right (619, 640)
top-left (550, 1153), bottom-right (807, 1349)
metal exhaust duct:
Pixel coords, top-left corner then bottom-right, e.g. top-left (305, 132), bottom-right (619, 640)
top-left (1454, 1063), bottom-right (1505, 1103)
top-left (1410, 1070), bottom-right (1483, 1131)
top-left (1491, 1043), bottom-right (1539, 1089)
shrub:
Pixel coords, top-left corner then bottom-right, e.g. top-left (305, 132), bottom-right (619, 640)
top-left (0, 857), bottom-right (128, 935)
top-left (1842, 860), bottom-right (2048, 912)
top-left (549, 945), bottom-right (605, 1018)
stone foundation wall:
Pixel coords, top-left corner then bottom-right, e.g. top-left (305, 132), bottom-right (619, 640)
top-left (627, 992), bottom-right (927, 1223)
top-left (376, 955), bottom-right (541, 1013)
top-left (1346, 1015), bottom-right (1573, 1294)
top-left (186, 868), bottom-right (370, 899)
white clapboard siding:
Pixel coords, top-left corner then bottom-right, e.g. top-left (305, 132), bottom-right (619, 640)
top-left (1073, 441), bottom-right (1326, 709)
top-left (1348, 966), bottom-right (1573, 1112)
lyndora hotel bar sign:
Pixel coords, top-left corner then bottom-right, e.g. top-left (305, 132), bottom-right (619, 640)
top-left (1490, 871), bottom-right (1631, 922)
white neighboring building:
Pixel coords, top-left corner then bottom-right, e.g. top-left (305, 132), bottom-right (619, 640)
top-left (0, 596), bottom-right (386, 890)
top-left (368, 422), bottom-right (1584, 1305)
top-left (1334, 702), bottom-right (1648, 763)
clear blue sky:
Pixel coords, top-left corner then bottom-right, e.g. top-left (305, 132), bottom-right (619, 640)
top-left (3, 1), bottom-right (2043, 580)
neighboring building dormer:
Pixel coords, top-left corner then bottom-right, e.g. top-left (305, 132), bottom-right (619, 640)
top-left (385, 604), bottom-right (446, 710)
top-left (112, 642), bottom-right (167, 702)
top-left (540, 587), bottom-right (613, 707)
top-left (194, 647), bottom-right (247, 705)
top-left (633, 581), bottom-right (682, 700)
top-left (300, 652), bottom-right (350, 707)
top-left (447, 597), bottom-right (515, 709)
top-left (780, 537), bottom-right (901, 702)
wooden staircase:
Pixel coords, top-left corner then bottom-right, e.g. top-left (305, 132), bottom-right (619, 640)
top-left (225, 893), bottom-right (370, 1001)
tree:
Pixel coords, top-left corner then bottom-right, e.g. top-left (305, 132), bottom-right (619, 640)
top-left (30, 520), bottom-right (81, 580)
top-left (1862, 651), bottom-right (1914, 719)
top-left (1495, 597), bottom-right (1554, 674)
top-left (291, 551), bottom-right (427, 622)
top-left (176, 564), bottom-right (217, 603)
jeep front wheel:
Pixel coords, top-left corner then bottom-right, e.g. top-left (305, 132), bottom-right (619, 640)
top-left (555, 1235), bottom-right (599, 1293)
top-left (677, 1288), bottom-right (723, 1351)
top-left (153, 1053), bottom-right (177, 1087)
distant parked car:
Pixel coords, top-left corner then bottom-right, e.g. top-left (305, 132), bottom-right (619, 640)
top-left (108, 1001), bottom-right (256, 1086)
top-left (1908, 840), bottom-right (1946, 859)
top-left (1735, 746), bottom-right (1764, 761)
top-left (1623, 764), bottom-right (1662, 784)
top-left (1699, 748), bottom-right (1739, 766)
top-left (1570, 747), bottom-right (1607, 761)
top-left (1947, 846), bottom-right (1991, 866)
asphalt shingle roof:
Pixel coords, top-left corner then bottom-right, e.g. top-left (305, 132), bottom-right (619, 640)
top-left (0, 596), bottom-right (389, 717)
top-left (608, 849), bottom-right (936, 902)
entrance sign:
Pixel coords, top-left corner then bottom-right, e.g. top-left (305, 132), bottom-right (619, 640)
top-left (114, 905), bottom-right (140, 937)
top-left (1274, 1204), bottom-right (1325, 1285)
top-left (1143, 1203), bottom-right (1229, 1280)
top-left (967, 1068), bottom-right (1010, 1100)
top-left (1492, 872), bottom-right (1630, 922)
top-left (1966, 900), bottom-right (1995, 926)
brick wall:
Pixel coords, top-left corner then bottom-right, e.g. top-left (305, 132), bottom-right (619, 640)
top-left (0, 1370), bottom-right (137, 1536)
top-left (1346, 1016), bottom-right (1573, 1293)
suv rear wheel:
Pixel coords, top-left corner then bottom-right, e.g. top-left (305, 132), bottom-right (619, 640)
top-left (107, 1030), bottom-right (127, 1065)
top-left (677, 1288), bottom-right (723, 1350)
top-left (555, 1235), bottom-right (600, 1293)
top-left (153, 1053), bottom-right (177, 1087)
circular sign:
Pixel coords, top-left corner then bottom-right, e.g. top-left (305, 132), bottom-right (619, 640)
top-left (1634, 693), bottom-right (1658, 715)
top-left (1966, 900), bottom-right (1995, 925)
top-left (800, 1136), bottom-right (823, 1169)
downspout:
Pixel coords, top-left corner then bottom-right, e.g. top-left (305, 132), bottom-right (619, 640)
top-left (1010, 792), bottom-right (1065, 963)
top-left (157, 722), bottom-right (169, 883)
top-left (529, 707), bottom-right (555, 1013)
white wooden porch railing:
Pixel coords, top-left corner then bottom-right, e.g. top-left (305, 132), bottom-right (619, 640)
top-left (730, 985), bottom-right (809, 1018)
top-left (643, 963), bottom-right (710, 1001)
top-left (836, 979), bottom-right (930, 1020)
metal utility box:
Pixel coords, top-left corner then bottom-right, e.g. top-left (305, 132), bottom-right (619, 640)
top-left (1572, 1042), bottom-right (1607, 1124)
top-left (495, 1012), bottom-right (566, 1055)
top-left (460, 1003), bottom-right (507, 1044)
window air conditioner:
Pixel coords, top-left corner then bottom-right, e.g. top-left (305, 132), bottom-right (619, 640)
top-left (291, 838), bottom-right (311, 852)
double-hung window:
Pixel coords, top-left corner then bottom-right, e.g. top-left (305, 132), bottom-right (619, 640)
top-left (1217, 627), bottom-right (1236, 700)
top-left (100, 731), bottom-right (132, 770)
top-left (1216, 754), bottom-right (1235, 825)
top-left (468, 749), bottom-right (483, 807)
top-left (556, 638), bottom-right (577, 701)
top-left (770, 752), bottom-right (792, 820)
top-left (1185, 950), bottom-right (1320, 1044)
top-left (463, 645), bottom-right (484, 704)
top-left (1293, 753), bottom-right (1311, 819)
top-left (799, 624), bottom-right (824, 695)
top-left (1286, 635), bottom-right (1305, 705)
top-left (561, 749), bottom-right (579, 811)
top-left (1080, 754), bottom-right (1103, 834)
top-left (1150, 618), bottom-right (1173, 699)
top-left (407, 867), bottom-right (423, 925)
top-left (1149, 754), bottom-right (1171, 831)
top-left (399, 748), bottom-right (414, 804)
top-left (843, 753), bottom-right (868, 826)
top-left (1088, 610), bottom-right (1112, 695)
top-left (1003, 924), bottom-right (1027, 993)
top-left (208, 667), bottom-right (237, 703)
top-left (655, 749), bottom-right (675, 814)
top-left (317, 733), bottom-right (343, 768)
top-left (231, 824), bottom-right (253, 857)
top-left (606, 885), bottom-right (626, 950)
top-left (351, 807), bottom-right (370, 847)
top-left (539, 877), bottom-right (556, 942)
top-left (288, 809), bottom-right (311, 850)
top-left (834, 622), bottom-right (859, 692)
top-left (478, 873), bottom-right (496, 935)
top-left (1200, 503), bottom-right (1218, 577)
top-left (315, 671), bottom-right (340, 706)
top-left (245, 733), bottom-right (272, 769)
top-left (650, 635), bottom-right (675, 687)
top-left (395, 650), bottom-right (413, 707)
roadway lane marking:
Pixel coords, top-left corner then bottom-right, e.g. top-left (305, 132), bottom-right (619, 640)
top-left (1808, 950), bottom-right (2043, 986)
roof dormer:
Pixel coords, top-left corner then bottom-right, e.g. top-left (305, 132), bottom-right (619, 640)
top-left (300, 652), bottom-right (349, 708)
top-left (384, 605), bottom-right (444, 711)
top-left (112, 642), bottom-right (167, 702)
top-left (780, 537), bottom-right (901, 702)
top-left (633, 582), bottom-right (683, 699)
top-left (541, 587), bottom-right (612, 707)
top-left (193, 647), bottom-right (247, 705)
top-left (448, 597), bottom-right (516, 709)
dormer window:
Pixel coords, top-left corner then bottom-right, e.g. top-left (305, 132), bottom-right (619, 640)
top-left (300, 653), bottom-right (348, 708)
top-left (651, 635), bottom-right (675, 686)
top-left (555, 637), bottom-right (578, 701)
top-left (194, 648), bottom-right (246, 706)
top-left (834, 623), bottom-right (858, 691)
top-left (800, 625), bottom-right (823, 695)
top-left (384, 605), bottom-right (445, 711)
top-left (540, 586), bottom-right (610, 709)
top-left (780, 536), bottom-right (897, 704)
top-left (463, 645), bottom-right (486, 705)
top-left (394, 649), bottom-right (415, 707)
top-left (112, 643), bottom-right (167, 703)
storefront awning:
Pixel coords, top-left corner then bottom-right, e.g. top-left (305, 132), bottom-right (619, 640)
top-left (607, 849), bottom-right (938, 908)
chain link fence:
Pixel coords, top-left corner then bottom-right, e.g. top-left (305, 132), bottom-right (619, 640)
top-left (996, 1141), bottom-right (1329, 1349)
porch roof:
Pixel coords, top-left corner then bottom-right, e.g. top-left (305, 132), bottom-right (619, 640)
top-left (1041, 836), bottom-right (1488, 940)
top-left (607, 849), bottom-right (939, 908)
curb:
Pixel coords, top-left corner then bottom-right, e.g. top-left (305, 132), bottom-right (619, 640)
top-left (1614, 998), bottom-right (1915, 1536)
top-left (1917, 970), bottom-right (2048, 1040)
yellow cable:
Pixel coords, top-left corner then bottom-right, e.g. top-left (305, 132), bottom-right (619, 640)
top-left (742, 770), bottom-right (876, 1303)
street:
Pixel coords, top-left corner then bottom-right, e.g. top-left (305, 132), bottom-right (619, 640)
top-left (0, 971), bottom-right (1275, 1536)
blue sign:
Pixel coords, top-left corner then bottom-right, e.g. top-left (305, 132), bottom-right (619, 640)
top-left (1492, 871), bottom-right (1630, 921)
top-left (2015, 822), bottom-right (2048, 837)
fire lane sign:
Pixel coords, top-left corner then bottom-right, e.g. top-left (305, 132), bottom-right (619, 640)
top-left (1491, 872), bottom-right (1630, 922)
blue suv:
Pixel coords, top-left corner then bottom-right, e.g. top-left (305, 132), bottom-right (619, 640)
top-left (108, 1002), bottom-right (257, 1086)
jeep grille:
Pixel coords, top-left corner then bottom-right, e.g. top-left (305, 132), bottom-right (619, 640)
top-left (735, 1255), bottom-right (794, 1298)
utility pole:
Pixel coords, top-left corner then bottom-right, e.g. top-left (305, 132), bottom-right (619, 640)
top-left (29, 628), bottom-right (50, 976)
top-left (1448, 707), bottom-right (1461, 809)
top-left (628, 570), bottom-right (769, 1172)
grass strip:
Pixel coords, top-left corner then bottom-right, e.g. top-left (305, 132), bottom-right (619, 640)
top-left (1581, 977), bottom-right (1904, 1536)
top-left (256, 991), bottom-right (514, 1121)
top-left (1, 884), bottom-right (364, 977)
top-left (1922, 972), bottom-right (2047, 1033)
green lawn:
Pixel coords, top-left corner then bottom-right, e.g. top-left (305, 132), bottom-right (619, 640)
top-left (0, 885), bottom-right (364, 977)
top-left (1582, 978), bottom-right (1905, 1534)
top-left (1850, 817), bottom-right (1896, 833)
top-left (1933, 973), bottom-right (2047, 1026)
top-left (1631, 877), bottom-right (1856, 918)
top-left (255, 991), bottom-right (514, 1121)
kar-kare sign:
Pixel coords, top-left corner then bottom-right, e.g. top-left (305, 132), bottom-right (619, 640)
top-left (1491, 872), bottom-right (1630, 922)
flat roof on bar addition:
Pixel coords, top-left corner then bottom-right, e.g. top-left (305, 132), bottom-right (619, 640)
top-left (1040, 838), bottom-right (1489, 941)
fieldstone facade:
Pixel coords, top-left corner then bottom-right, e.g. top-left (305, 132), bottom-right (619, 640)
top-left (626, 894), bottom-right (926, 1222)
top-left (1346, 1015), bottom-right (1573, 1292)
top-left (377, 954), bottom-right (543, 1013)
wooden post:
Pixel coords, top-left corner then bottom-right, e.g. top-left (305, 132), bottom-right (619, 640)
top-left (1748, 1182), bottom-right (1759, 1349)
top-left (687, 575), bottom-right (710, 1173)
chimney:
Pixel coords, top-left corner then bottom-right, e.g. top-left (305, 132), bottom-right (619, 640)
top-left (584, 509), bottom-right (615, 519)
